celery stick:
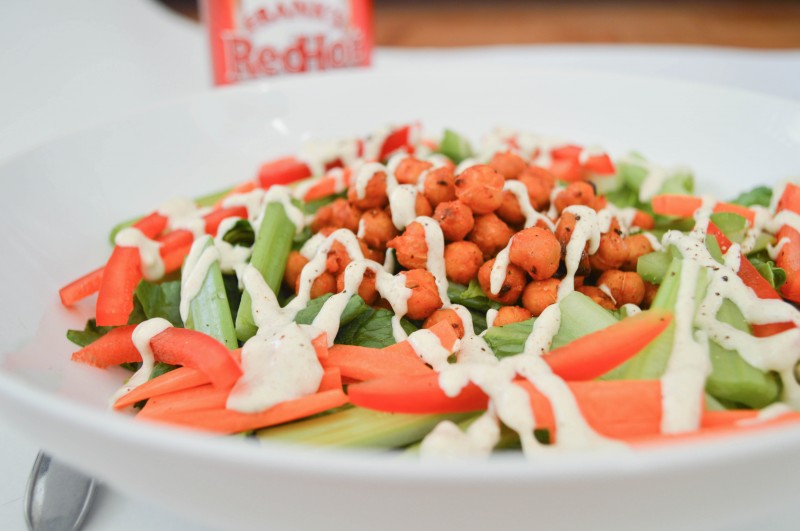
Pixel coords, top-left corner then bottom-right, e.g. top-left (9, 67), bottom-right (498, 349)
top-left (438, 129), bottom-right (474, 163)
top-left (184, 238), bottom-right (238, 349)
top-left (235, 202), bottom-right (296, 341)
top-left (709, 212), bottom-right (748, 244)
top-left (257, 406), bottom-right (475, 449)
top-left (637, 251), bottom-right (672, 284)
top-left (706, 300), bottom-right (781, 408)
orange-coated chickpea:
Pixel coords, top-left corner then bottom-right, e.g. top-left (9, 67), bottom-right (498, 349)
top-left (433, 200), bottom-right (474, 242)
top-left (642, 281), bottom-right (659, 309)
top-left (555, 210), bottom-right (577, 247)
top-left (297, 271), bottom-right (337, 299)
top-left (553, 181), bottom-right (596, 215)
top-left (631, 210), bottom-right (655, 230)
top-left (359, 208), bottom-right (398, 252)
top-left (404, 269), bottom-right (443, 320)
top-left (477, 259), bottom-right (527, 305)
top-left (493, 306), bottom-right (533, 327)
top-left (423, 308), bottom-right (465, 338)
top-left (590, 220), bottom-right (628, 271)
top-left (311, 198), bottom-right (361, 233)
top-left (521, 278), bottom-right (560, 317)
top-left (347, 171), bottom-right (389, 209)
top-left (423, 166), bottom-right (457, 207)
top-left (576, 285), bottom-right (616, 311)
top-left (395, 157), bottom-right (433, 185)
top-left (509, 227), bottom-right (561, 280)
top-left (415, 193), bottom-right (433, 218)
top-left (454, 165), bottom-right (505, 214)
top-left (336, 268), bottom-right (379, 305)
top-left (284, 251), bottom-right (309, 292)
top-left (489, 151), bottom-right (527, 180)
top-left (444, 241), bottom-right (483, 285)
top-left (598, 270), bottom-right (646, 307)
top-left (518, 166), bottom-right (556, 211)
top-left (496, 190), bottom-right (525, 226)
top-left (468, 213), bottom-right (514, 260)
top-left (623, 233), bottom-right (654, 271)
top-left (387, 222), bottom-right (428, 270)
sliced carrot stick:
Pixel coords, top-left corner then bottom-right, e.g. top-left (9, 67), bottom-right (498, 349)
top-left (652, 194), bottom-right (756, 225)
top-left (323, 344), bottom-right (432, 381)
top-left (203, 205), bottom-right (248, 236)
top-left (59, 267), bottom-right (104, 306)
top-left (777, 183), bottom-right (800, 214)
top-left (348, 373), bottom-right (487, 414)
top-left (113, 366), bottom-right (209, 409)
top-left (140, 388), bottom-right (349, 434)
top-left (71, 324), bottom-right (139, 368)
top-left (317, 366), bottom-right (342, 392)
top-left (752, 322), bottom-right (796, 337)
top-left (541, 309), bottom-right (672, 381)
top-left (311, 332), bottom-right (329, 361)
top-left (95, 247), bottom-right (142, 326)
top-left (382, 320), bottom-right (459, 358)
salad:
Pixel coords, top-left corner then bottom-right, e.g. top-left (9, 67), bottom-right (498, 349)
top-left (61, 124), bottom-right (800, 458)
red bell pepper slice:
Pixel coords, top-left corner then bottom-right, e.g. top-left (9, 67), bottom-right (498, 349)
top-left (378, 124), bottom-right (416, 160)
top-left (149, 328), bottom-right (242, 389)
top-left (203, 205), bottom-right (248, 236)
top-left (257, 157), bottom-right (313, 188)
top-left (131, 212), bottom-right (168, 239)
top-left (95, 246), bottom-right (143, 326)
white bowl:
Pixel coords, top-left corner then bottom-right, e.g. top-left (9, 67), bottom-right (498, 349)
top-left (2, 67), bottom-right (800, 531)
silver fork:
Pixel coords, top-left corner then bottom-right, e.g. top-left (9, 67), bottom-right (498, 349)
top-left (25, 452), bottom-right (96, 531)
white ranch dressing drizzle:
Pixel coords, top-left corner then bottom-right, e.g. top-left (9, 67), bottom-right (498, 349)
top-left (414, 216), bottom-right (450, 306)
top-left (546, 185), bottom-right (566, 219)
top-left (455, 158), bottom-right (480, 175)
top-left (737, 402), bottom-right (793, 426)
top-left (313, 259), bottom-right (412, 345)
top-left (227, 322), bottom-right (324, 413)
top-left (157, 197), bottom-right (208, 238)
top-left (114, 227), bottom-right (165, 281)
top-left (484, 308), bottom-right (499, 330)
top-left (110, 318), bottom-right (172, 404)
top-left (741, 206), bottom-right (771, 254)
top-left (617, 154), bottom-right (691, 203)
top-left (222, 188), bottom-right (265, 224)
top-left (389, 185), bottom-right (419, 230)
top-left (298, 138), bottom-right (360, 177)
top-left (179, 235), bottom-right (221, 323)
top-left (766, 210), bottom-right (800, 236)
top-left (597, 204), bottom-right (638, 235)
top-left (503, 180), bottom-right (555, 230)
top-left (353, 162), bottom-right (397, 201)
top-left (407, 328), bottom-right (456, 371)
top-left (489, 237), bottom-right (513, 296)
top-left (420, 414), bottom-right (501, 460)
top-left (597, 284), bottom-right (617, 305)
top-left (659, 259), bottom-right (711, 433)
top-left (557, 206), bottom-right (601, 301)
top-left (768, 237), bottom-right (790, 260)
top-left (621, 303), bottom-right (642, 317)
top-left (642, 232), bottom-right (663, 252)
top-left (213, 217), bottom-right (253, 285)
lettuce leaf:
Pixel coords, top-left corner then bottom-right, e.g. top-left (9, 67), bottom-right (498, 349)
top-left (66, 319), bottom-right (113, 348)
top-left (730, 185), bottom-right (772, 208)
top-left (134, 280), bottom-right (183, 327)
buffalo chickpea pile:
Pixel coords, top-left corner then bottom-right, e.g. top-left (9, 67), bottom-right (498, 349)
top-left (283, 136), bottom-right (659, 337)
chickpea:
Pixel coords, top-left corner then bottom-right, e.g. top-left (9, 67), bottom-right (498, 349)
top-left (433, 200), bottom-right (475, 242)
top-left (387, 222), bottom-right (428, 270)
top-left (590, 219), bottom-right (628, 271)
top-left (415, 193), bottom-right (433, 218)
top-left (359, 239), bottom-right (385, 265)
top-left (631, 210), bottom-right (655, 230)
top-left (454, 165), bottom-right (505, 214)
top-left (297, 271), bottom-right (337, 299)
top-left (642, 281), bottom-right (659, 309)
top-left (597, 270), bottom-right (646, 307)
top-left (518, 166), bottom-right (556, 211)
top-left (423, 308), bottom-right (465, 338)
top-left (311, 198), bottom-right (361, 233)
top-left (395, 157), bottom-right (433, 185)
top-left (496, 190), bottom-right (525, 226)
top-left (347, 171), bottom-right (389, 209)
top-left (493, 306), bottom-right (533, 327)
top-left (336, 268), bottom-right (379, 305)
top-left (468, 213), bottom-right (514, 260)
top-left (359, 208), bottom-right (398, 251)
top-left (477, 259), bottom-right (527, 305)
top-left (623, 233), bottom-right (654, 271)
top-left (444, 241), bottom-right (483, 285)
top-left (521, 278), bottom-right (560, 317)
top-left (576, 285), bottom-right (616, 311)
top-left (284, 251), bottom-right (309, 292)
top-left (555, 210), bottom-right (577, 247)
top-left (509, 227), bottom-right (561, 280)
top-left (404, 269), bottom-right (443, 320)
top-left (325, 240), bottom-right (354, 275)
top-left (591, 195), bottom-right (608, 211)
top-left (489, 151), bottom-right (527, 180)
top-left (553, 181), bottom-right (596, 215)
top-left (423, 166), bottom-right (457, 207)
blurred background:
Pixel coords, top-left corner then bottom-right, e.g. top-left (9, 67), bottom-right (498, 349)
top-left (162, 0), bottom-right (800, 48)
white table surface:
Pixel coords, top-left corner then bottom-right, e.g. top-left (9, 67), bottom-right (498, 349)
top-left (2, 1), bottom-right (800, 529)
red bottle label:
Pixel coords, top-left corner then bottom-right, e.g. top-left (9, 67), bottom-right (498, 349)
top-left (202, 0), bottom-right (373, 85)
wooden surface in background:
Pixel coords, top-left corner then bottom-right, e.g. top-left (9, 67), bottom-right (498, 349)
top-left (162, 0), bottom-right (800, 49)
